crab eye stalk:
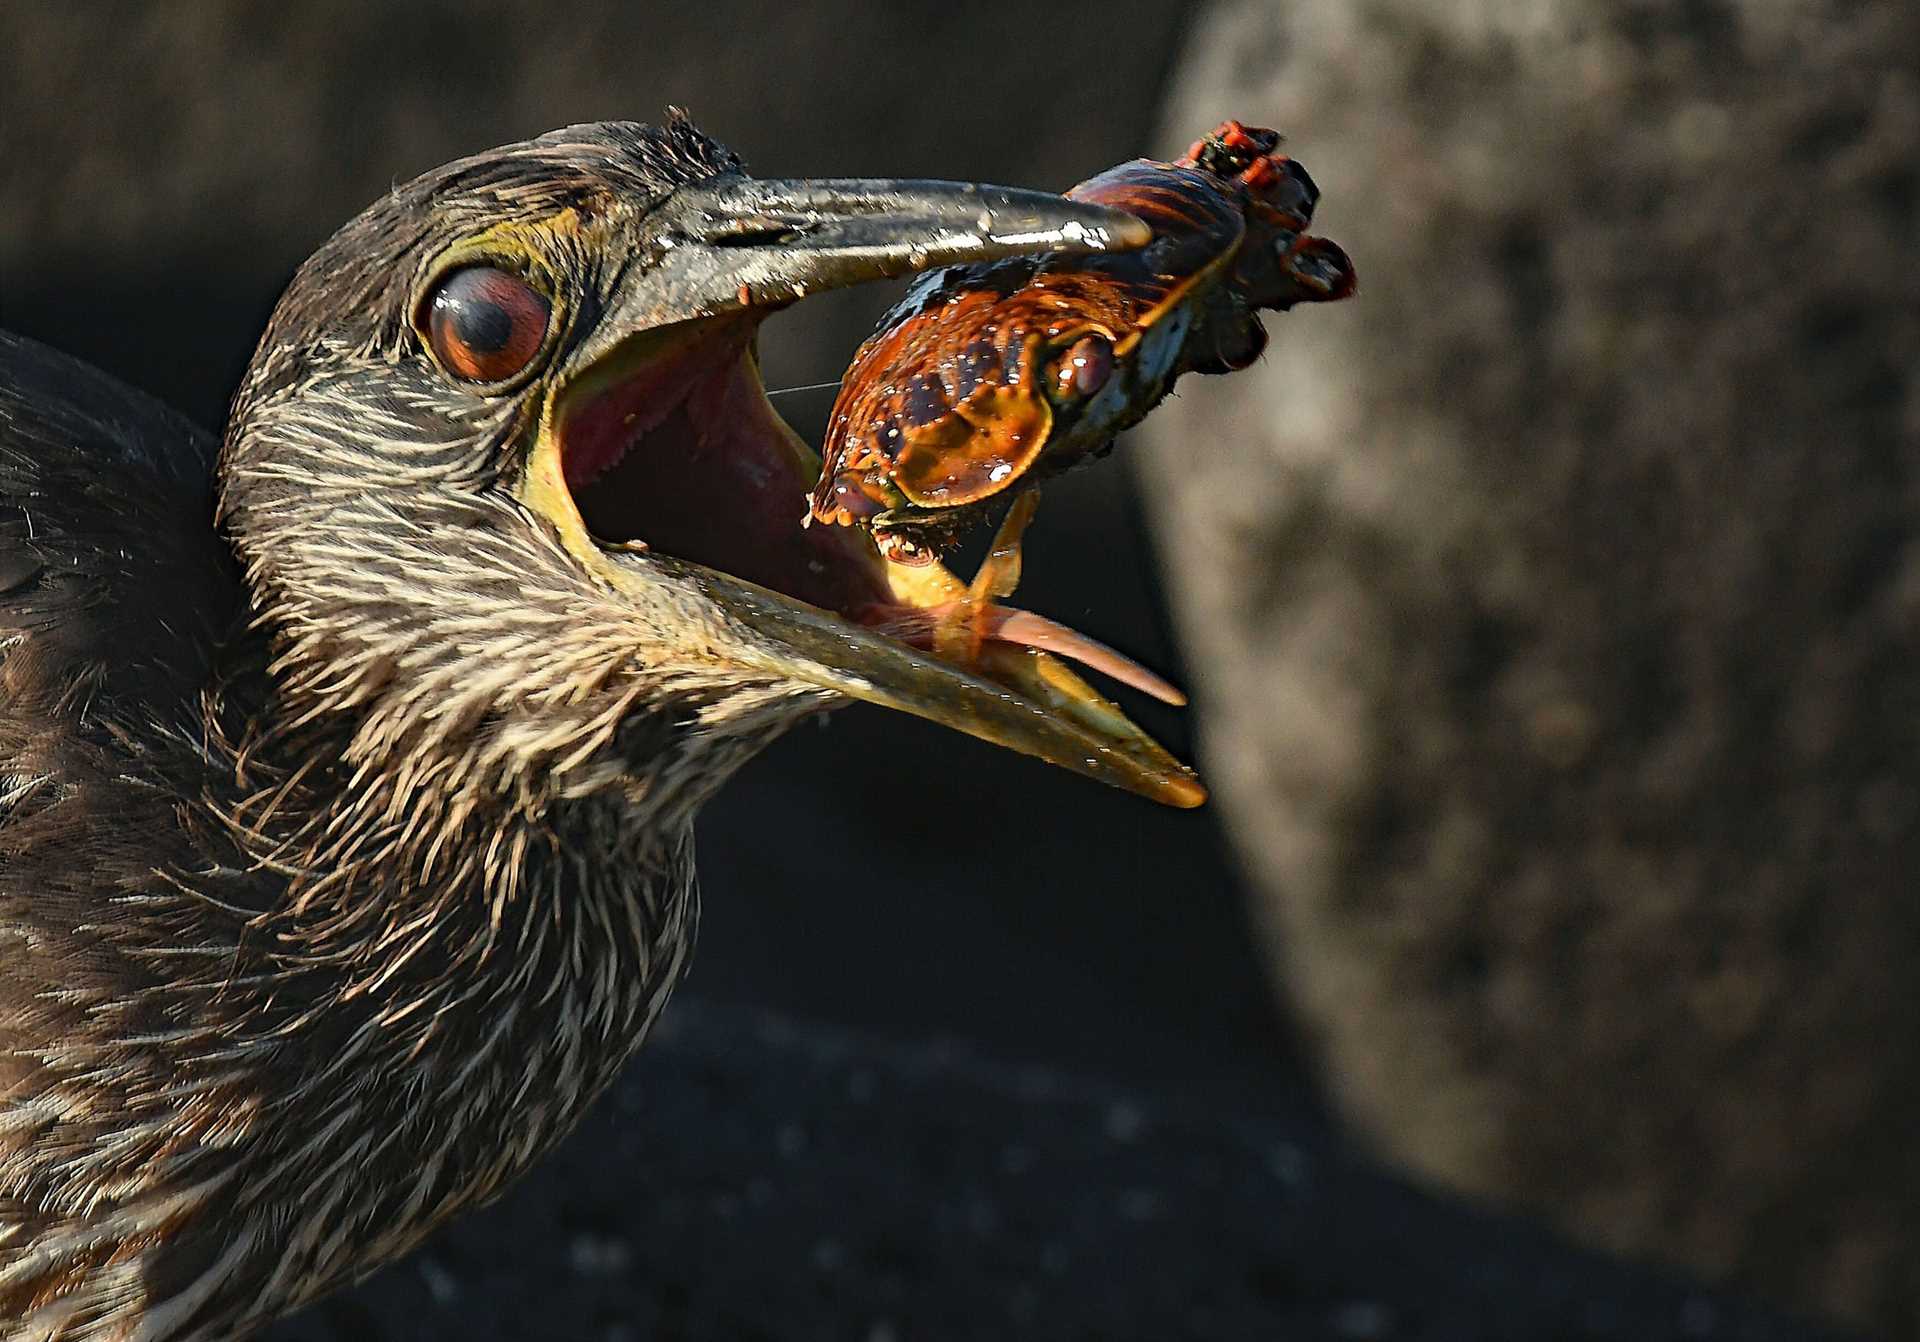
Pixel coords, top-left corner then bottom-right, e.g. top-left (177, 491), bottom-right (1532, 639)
top-left (426, 265), bottom-right (552, 383)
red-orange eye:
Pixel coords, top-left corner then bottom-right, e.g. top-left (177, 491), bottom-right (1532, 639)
top-left (426, 265), bottom-right (551, 383)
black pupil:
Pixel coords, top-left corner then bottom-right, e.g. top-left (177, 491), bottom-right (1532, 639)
top-left (443, 279), bottom-right (515, 353)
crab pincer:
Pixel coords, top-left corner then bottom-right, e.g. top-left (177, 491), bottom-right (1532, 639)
top-left (857, 491), bottom-right (1188, 706)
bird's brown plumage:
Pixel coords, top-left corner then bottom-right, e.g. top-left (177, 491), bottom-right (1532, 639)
top-left (0, 115), bottom-right (1186, 1339)
top-left (1, 123), bottom-right (745, 1340)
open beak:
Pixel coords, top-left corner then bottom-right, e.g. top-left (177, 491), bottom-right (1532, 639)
top-left (523, 173), bottom-right (1205, 808)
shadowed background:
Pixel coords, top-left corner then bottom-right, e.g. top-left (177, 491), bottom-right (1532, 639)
top-left (0, 2), bottom-right (1911, 1338)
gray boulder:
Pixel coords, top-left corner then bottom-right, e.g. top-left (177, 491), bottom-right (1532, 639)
top-left (1141, 1), bottom-right (1920, 1332)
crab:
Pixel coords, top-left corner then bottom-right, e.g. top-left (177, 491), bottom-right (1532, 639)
top-left (797, 122), bottom-right (1354, 763)
top-left (807, 121), bottom-right (1355, 563)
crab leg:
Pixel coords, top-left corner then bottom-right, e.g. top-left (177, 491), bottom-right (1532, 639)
top-left (968, 490), bottom-right (1039, 602)
top-left (928, 491), bottom-right (1039, 665)
top-left (967, 607), bottom-right (1187, 706)
top-left (868, 493), bottom-right (1186, 707)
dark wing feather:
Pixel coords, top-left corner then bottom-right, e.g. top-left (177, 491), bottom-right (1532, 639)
top-left (0, 330), bottom-right (237, 714)
top-left (0, 331), bottom-right (244, 1334)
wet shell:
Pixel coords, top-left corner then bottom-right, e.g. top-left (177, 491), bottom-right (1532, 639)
top-left (809, 121), bottom-right (1356, 559)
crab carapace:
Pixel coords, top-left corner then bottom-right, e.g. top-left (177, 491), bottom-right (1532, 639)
top-left (810, 121), bottom-right (1355, 555)
top-left (808, 121), bottom-right (1354, 711)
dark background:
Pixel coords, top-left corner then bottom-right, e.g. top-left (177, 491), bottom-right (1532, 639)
top-left (1, 3), bottom-right (1905, 1339)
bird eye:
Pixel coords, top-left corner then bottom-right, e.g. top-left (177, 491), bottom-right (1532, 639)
top-left (425, 265), bottom-right (551, 383)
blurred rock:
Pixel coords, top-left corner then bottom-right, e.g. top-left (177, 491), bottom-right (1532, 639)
top-left (1141, 0), bottom-right (1919, 1333)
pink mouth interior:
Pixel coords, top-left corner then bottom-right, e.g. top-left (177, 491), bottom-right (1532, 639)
top-left (560, 325), bottom-right (891, 618)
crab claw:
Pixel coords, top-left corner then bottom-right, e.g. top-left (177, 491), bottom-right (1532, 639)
top-left (860, 492), bottom-right (1187, 708)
